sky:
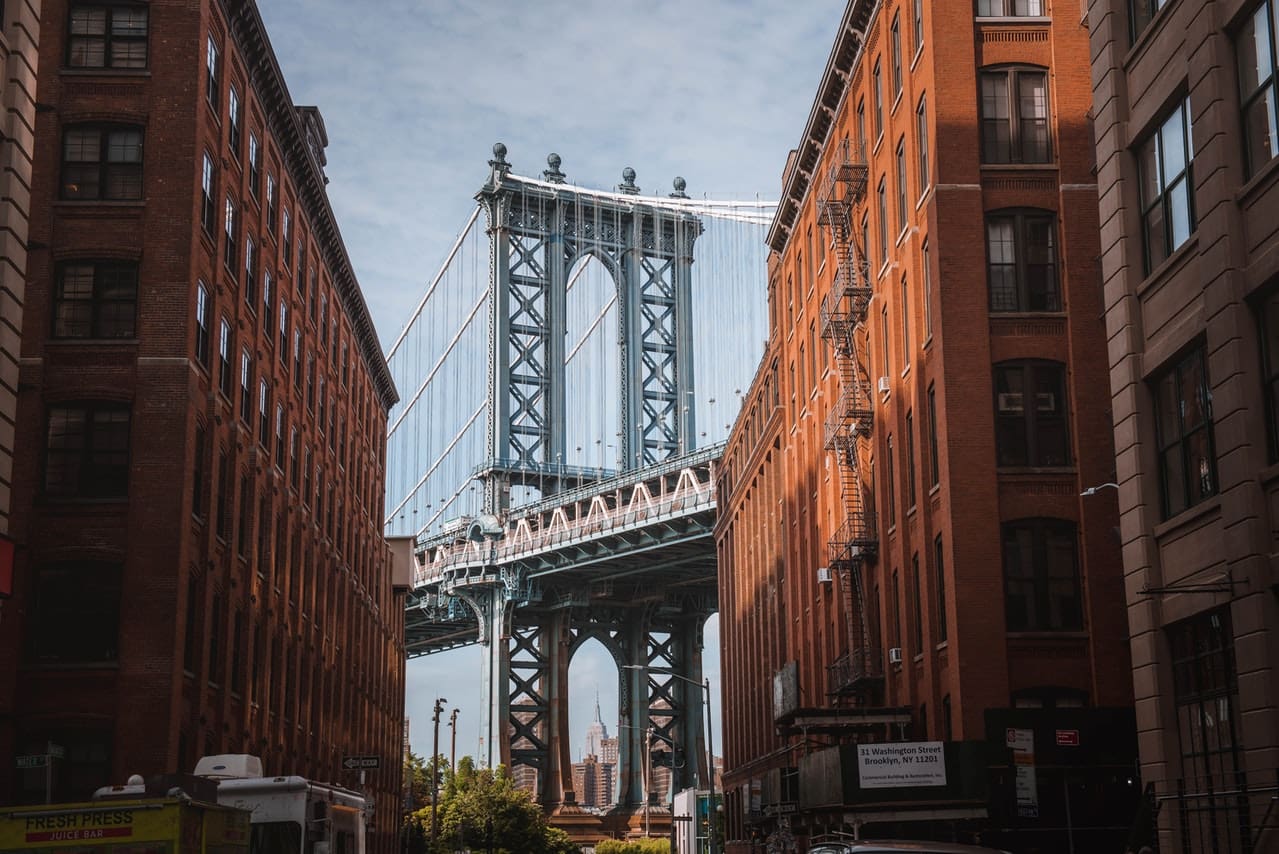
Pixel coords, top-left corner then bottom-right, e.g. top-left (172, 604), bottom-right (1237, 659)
top-left (256, 0), bottom-right (846, 765)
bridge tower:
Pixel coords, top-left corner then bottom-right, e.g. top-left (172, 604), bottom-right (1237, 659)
top-left (461, 144), bottom-right (712, 820)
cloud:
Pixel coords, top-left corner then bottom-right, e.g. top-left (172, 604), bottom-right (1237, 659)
top-left (259, 0), bottom-right (839, 759)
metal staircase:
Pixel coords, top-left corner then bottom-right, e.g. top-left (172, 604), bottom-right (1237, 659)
top-left (816, 138), bottom-right (882, 702)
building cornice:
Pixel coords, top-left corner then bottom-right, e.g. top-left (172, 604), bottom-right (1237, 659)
top-left (228, 0), bottom-right (399, 411)
top-left (766, 0), bottom-right (878, 255)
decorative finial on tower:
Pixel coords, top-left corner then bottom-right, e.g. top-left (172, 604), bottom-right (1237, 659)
top-left (594, 689), bottom-right (602, 722)
top-left (489, 142), bottom-right (511, 179)
top-left (618, 167), bottom-right (639, 195)
top-left (670, 176), bottom-right (688, 198)
top-left (544, 152), bottom-right (566, 183)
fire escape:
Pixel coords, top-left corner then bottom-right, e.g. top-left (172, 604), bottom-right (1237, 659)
top-left (816, 137), bottom-right (881, 705)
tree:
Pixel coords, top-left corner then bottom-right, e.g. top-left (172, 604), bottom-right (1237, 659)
top-left (406, 756), bottom-right (579, 854)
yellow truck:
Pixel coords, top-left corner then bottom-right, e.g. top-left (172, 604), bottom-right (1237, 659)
top-left (0, 796), bottom-right (250, 854)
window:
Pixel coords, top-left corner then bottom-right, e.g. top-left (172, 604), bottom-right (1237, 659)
top-left (292, 327), bottom-right (302, 386)
top-left (262, 269), bottom-right (273, 332)
top-left (901, 275), bottom-right (911, 369)
top-left (873, 59), bottom-right (885, 139)
top-left (228, 85), bottom-right (242, 159)
top-left (911, 554), bottom-right (923, 652)
top-left (922, 240), bottom-right (933, 339)
top-left (877, 177), bottom-right (888, 260)
top-left (244, 237), bottom-right (256, 306)
top-left (205, 33), bottom-right (219, 109)
top-left (266, 174), bottom-right (277, 235)
top-left (1139, 97), bottom-right (1195, 271)
top-left (275, 405), bottom-right (286, 469)
top-left (68, 3), bottom-right (147, 69)
top-left (886, 435), bottom-right (897, 526)
top-left (912, 0), bottom-right (924, 53)
top-left (905, 410), bottom-right (917, 508)
top-left (916, 95), bottom-right (929, 193)
top-left (44, 403), bottom-right (130, 498)
top-left (1002, 518), bottom-right (1082, 631)
top-left (27, 562), bottom-right (122, 663)
top-left (994, 361), bottom-right (1070, 466)
top-left (279, 303), bottom-right (289, 364)
top-left (192, 424), bottom-right (207, 519)
top-left (200, 152), bottom-right (216, 235)
top-left (208, 587), bottom-right (224, 684)
top-left (53, 261), bottom-right (137, 338)
top-left (861, 215), bottom-right (872, 283)
top-left (896, 139), bottom-right (908, 233)
top-left (215, 451), bottom-right (230, 540)
top-left (987, 211), bottom-right (1060, 312)
top-left (978, 0), bottom-right (1044, 14)
top-left (258, 379), bottom-right (269, 447)
top-left (236, 474), bottom-right (250, 557)
top-left (980, 67), bottom-right (1050, 164)
top-left (934, 535), bottom-right (947, 642)
top-left (291, 430), bottom-right (301, 490)
top-left (1130, 0), bottom-right (1170, 41)
top-left (218, 318), bottom-right (233, 398)
top-left (1241, 2), bottom-right (1279, 177)
top-left (1154, 344), bottom-right (1216, 517)
top-left (1258, 290), bottom-right (1279, 461)
top-left (282, 209), bottom-right (292, 266)
top-left (857, 100), bottom-right (867, 152)
top-left (891, 15), bottom-right (903, 99)
top-left (1169, 609), bottom-right (1240, 784)
top-left (928, 384), bottom-right (940, 486)
top-left (61, 125), bottom-right (143, 200)
top-left (248, 133), bottom-right (261, 199)
top-left (195, 282), bottom-right (211, 367)
top-left (239, 348), bottom-right (252, 424)
top-left (880, 305), bottom-right (890, 380)
top-left (891, 571), bottom-right (902, 647)
top-left (223, 195), bottom-right (237, 273)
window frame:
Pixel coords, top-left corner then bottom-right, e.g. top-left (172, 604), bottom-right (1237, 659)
top-left (218, 317), bottom-right (233, 399)
top-left (916, 94), bottom-right (930, 195)
top-left (928, 384), bottom-right (940, 486)
top-left (886, 434), bottom-right (897, 527)
top-left (993, 360), bottom-right (1072, 467)
top-left (227, 84), bottom-right (243, 161)
top-left (1129, 0), bottom-right (1170, 43)
top-left (979, 66), bottom-right (1052, 164)
top-left (1001, 517), bottom-right (1084, 632)
top-left (896, 138), bottom-right (909, 234)
top-left (905, 410), bottom-right (917, 509)
top-left (986, 209), bottom-right (1061, 312)
top-left (1153, 343), bottom-right (1217, 518)
top-left (43, 402), bottom-right (132, 499)
top-left (248, 133), bottom-right (262, 199)
top-left (223, 194), bottom-right (237, 275)
top-left (1257, 289), bottom-right (1279, 462)
top-left (1138, 97), bottom-right (1195, 273)
top-left (977, 0), bottom-right (1046, 15)
top-left (891, 14), bottom-right (903, 100)
top-left (205, 33), bottom-right (219, 110)
top-left (195, 282), bottom-right (211, 368)
top-left (52, 259), bottom-right (138, 339)
top-left (27, 561), bottom-right (124, 664)
top-left (873, 59), bottom-right (885, 141)
top-left (67, 2), bottom-right (148, 70)
top-left (60, 124), bottom-right (143, 201)
top-left (1239, 1), bottom-right (1279, 177)
top-left (934, 534), bottom-right (947, 643)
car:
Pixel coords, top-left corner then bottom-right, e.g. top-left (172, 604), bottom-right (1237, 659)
top-left (808, 839), bottom-right (1013, 854)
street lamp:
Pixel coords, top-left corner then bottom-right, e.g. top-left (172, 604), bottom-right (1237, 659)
top-left (431, 698), bottom-right (448, 844)
top-left (624, 665), bottom-right (718, 854)
top-left (1080, 481), bottom-right (1118, 497)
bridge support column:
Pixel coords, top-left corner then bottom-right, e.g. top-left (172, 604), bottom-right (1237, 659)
top-left (478, 585), bottom-right (512, 770)
top-left (541, 608), bottom-right (575, 809)
top-left (616, 616), bottom-right (651, 811)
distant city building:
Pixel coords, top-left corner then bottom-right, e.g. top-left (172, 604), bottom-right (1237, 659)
top-left (0, 3), bottom-right (404, 852)
top-left (717, 0), bottom-right (1135, 850)
top-left (583, 693), bottom-right (610, 760)
top-left (1089, 0), bottom-right (1279, 850)
top-left (571, 754), bottom-right (615, 811)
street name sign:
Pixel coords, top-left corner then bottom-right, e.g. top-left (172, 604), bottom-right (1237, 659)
top-left (342, 756), bottom-right (380, 770)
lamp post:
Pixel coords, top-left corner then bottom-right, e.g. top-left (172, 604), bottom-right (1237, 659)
top-left (624, 665), bottom-right (718, 854)
top-left (448, 708), bottom-right (459, 773)
top-left (431, 697), bottom-right (448, 844)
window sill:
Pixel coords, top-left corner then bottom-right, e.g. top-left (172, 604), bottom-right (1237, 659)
top-left (60, 67), bottom-right (151, 78)
top-left (996, 466), bottom-right (1077, 476)
top-left (976, 16), bottom-right (1052, 24)
top-left (928, 483), bottom-right (941, 497)
top-left (891, 91), bottom-right (904, 116)
top-left (53, 200), bottom-right (146, 210)
top-left (1152, 494), bottom-right (1221, 539)
top-left (45, 338), bottom-right (140, 347)
top-left (1136, 234), bottom-right (1198, 299)
top-left (1237, 153), bottom-right (1279, 209)
top-left (23, 661), bottom-right (121, 672)
top-left (910, 44), bottom-right (924, 72)
top-left (1006, 631), bottom-right (1089, 640)
top-left (979, 162), bottom-right (1058, 172)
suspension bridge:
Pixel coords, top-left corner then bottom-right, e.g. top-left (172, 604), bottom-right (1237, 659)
top-left (383, 144), bottom-right (775, 829)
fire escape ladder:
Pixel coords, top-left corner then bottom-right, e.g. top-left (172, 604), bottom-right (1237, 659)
top-left (817, 137), bottom-right (881, 703)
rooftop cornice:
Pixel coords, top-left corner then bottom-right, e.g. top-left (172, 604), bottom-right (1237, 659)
top-left (229, 0), bottom-right (399, 411)
top-left (766, 0), bottom-right (878, 255)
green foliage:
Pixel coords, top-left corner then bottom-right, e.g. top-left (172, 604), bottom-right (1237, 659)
top-left (403, 756), bottom-right (580, 854)
top-left (594, 839), bottom-right (670, 854)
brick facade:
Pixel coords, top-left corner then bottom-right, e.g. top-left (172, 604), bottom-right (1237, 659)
top-left (717, 0), bottom-right (1133, 849)
top-left (1090, 0), bottom-right (1279, 849)
top-left (0, 2), bottom-right (406, 852)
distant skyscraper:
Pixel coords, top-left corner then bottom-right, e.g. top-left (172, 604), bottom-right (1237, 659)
top-left (583, 692), bottom-right (609, 759)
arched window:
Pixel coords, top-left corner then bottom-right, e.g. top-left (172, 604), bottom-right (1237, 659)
top-left (1002, 518), bottom-right (1082, 631)
top-left (993, 360), bottom-right (1071, 466)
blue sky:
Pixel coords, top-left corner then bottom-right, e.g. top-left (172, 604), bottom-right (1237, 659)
top-left (257, 0), bottom-right (846, 765)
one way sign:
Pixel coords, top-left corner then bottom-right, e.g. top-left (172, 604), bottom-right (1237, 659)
top-left (342, 755), bottom-right (380, 770)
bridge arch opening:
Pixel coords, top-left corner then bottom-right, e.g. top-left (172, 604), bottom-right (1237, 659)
top-left (563, 252), bottom-right (621, 475)
top-left (567, 636), bottom-right (620, 808)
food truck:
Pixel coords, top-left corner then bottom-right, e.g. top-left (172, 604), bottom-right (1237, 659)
top-left (0, 796), bottom-right (250, 854)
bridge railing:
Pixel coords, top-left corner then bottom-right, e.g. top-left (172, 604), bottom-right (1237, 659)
top-left (413, 444), bottom-right (725, 587)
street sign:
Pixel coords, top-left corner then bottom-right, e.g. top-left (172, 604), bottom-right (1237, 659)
top-left (1056, 729), bottom-right (1080, 746)
top-left (47, 742), bottom-right (66, 759)
top-left (342, 755), bottom-right (380, 770)
top-left (15, 754), bottom-right (47, 769)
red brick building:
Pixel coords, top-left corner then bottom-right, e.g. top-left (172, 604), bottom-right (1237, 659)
top-left (1089, 0), bottom-right (1279, 849)
top-left (0, 2), bottom-right (406, 851)
top-left (716, 0), bottom-right (1136, 849)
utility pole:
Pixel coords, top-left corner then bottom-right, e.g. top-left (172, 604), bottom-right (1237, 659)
top-left (449, 708), bottom-right (459, 773)
top-left (431, 697), bottom-right (447, 844)
top-left (704, 677), bottom-right (718, 854)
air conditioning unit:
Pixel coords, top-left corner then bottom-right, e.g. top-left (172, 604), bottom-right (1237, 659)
top-left (888, 647), bottom-right (904, 664)
top-left (877, 377), bottom-right (891, 394)
top-left (817, 566), bottom-right (832, 583)
top-left (997, 392), bottom-right (1024, 413)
